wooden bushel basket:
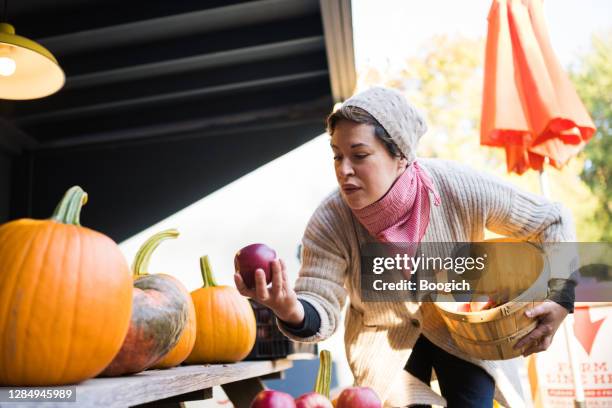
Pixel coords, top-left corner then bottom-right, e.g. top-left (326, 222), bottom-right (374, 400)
top-left (435, 238), bottom-right (550, 360)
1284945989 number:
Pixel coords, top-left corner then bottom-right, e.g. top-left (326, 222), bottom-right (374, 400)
top-left (1, 387), bottom-right (76, 402)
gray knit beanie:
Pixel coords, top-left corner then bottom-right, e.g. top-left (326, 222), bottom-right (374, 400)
top-left (341, 87), bottom-right (428, 164)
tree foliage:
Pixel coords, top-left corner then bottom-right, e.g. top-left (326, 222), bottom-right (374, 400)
top-left (357, 34), bottom-right (607, 240)
top-left (570, 33), bottom-right (612, 241)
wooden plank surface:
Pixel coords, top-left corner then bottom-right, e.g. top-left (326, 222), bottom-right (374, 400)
top-left (0, 359), bottom-right (292, 408)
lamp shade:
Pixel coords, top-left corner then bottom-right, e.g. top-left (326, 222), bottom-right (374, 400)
top-left (0, 22), bottom-right (65, 100)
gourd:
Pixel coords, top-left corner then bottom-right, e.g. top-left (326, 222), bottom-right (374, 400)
top-left (148, 230), bottom-right (197, 369)
top-left (100, 230), bottom-right (190, 376)
top-left (295, 350), bottom-right (334, 407)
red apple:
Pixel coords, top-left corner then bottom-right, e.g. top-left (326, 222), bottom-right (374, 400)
top-left (336, 387), bottom-right (382, 408)
top-left (250, 390), bottom-right (296, 408)
top-left (470, 295), bottom-right (497, 312)
top-left (456, 302), bottom-right (471, 313)
top-left (295, 392), bottom-right (334, 408)
top-left (235, 243), bottom-right (277, 289)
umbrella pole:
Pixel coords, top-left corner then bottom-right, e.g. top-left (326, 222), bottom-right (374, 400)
top-left (538, 168), bottom-right (551, 198)
top-left (538, 169), bottom-right (586, 408)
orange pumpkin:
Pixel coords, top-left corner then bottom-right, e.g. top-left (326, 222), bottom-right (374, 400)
top-left (0, 186), bottom-right (133, 385)
top-left (186, 256), bottom-right (256, 363)
top-left (101, 229), bottom-right (191, 376)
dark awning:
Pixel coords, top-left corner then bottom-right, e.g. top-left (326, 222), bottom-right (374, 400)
top-left (0, 0), bottom-right (356, 241)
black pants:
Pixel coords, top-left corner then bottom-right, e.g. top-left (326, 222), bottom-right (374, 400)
top-left (406, 335), bottom-right (495, 408)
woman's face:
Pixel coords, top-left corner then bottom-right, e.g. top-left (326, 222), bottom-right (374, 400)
top-left (331, 120), bottom-right (407, 210)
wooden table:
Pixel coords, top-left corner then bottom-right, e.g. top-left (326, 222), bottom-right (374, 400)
top-left (0, 359), bottom-right (293, 408)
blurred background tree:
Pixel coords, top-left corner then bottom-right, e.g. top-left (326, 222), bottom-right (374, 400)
top-left (571, 33), bottom-right (612, 241)
top-left (357, 34), bottom-right (608, 241)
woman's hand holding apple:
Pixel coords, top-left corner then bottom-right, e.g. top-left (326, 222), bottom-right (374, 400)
top-left (234, 245), bottom-right (304, 326)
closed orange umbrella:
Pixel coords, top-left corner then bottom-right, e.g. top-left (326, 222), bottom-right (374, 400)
top-left (481, 1), bottom-right (596, 406)
top-left (481, 0), bottom-right (596, 174)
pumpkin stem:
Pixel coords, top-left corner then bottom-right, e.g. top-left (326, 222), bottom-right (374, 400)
top-left (313, 350), bottom-right (332, 398)
top-left (200, 255), bottom-right (218, 288)
top-left (133, 229), bottom-right (180, 277)
top-left (50, 186), bottom-right (88, 226)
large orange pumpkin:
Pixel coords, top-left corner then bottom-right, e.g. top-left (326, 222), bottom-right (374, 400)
top-left (101, 229), bottom-right (191, 376)
top-left (185, 256), bottom-right (256, 363)
top-left (0, 186), bottom-right (133, 385)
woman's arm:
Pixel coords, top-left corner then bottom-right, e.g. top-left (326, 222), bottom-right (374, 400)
top-left (235, 194), bottom-right (350, 343)
top-left (478, 172), bottom-right (578, 311)
top-left (455, 165), bottom-right (577, 355)
top-left (275, 194), bottom-right (351, 343)
top-left (278, 299), bottom-right (321, 337)
top-left (426, 160), bottom-right (578, 307)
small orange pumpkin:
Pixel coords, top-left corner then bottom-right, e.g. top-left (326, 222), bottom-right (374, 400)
top-left (100, 229), bottom-right (191, 376)
top-left (0, 186), bottom-right (133, 385)
top-left (186, 256), bottom-right (256, 363)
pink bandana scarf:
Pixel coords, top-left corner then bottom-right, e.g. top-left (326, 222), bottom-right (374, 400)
top-left (352, 161), bottom-right (441, 245)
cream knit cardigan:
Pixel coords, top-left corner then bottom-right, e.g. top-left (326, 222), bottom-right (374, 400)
top-left (277, 158), bottom-right (575, 408)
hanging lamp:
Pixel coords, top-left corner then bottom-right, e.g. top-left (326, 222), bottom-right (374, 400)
top-left (0, 1), bottom-right (65, 100)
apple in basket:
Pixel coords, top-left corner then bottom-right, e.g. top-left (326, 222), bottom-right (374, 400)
top-left (234, 243), bottom-right (277, 289)
top-left (470, 295), bottom-right (498, 312)
top-left (456, 302), bottom-right (472, 313)
top-left (456, 295), bottom-right (499, 312)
